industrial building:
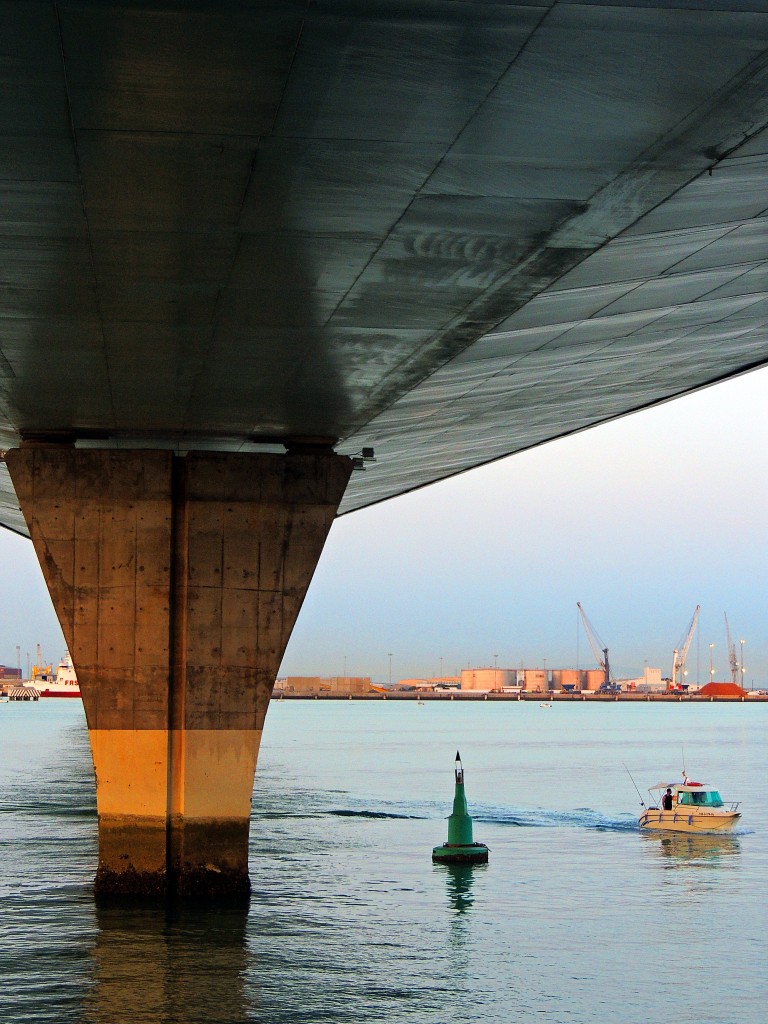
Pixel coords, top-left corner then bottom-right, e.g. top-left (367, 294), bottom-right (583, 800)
top-left (621, 667), bottom-right (665, 693)
top-left (275, 676), bottom-right (378, 697)
top-left (396, 677), bottom-right (460, 691)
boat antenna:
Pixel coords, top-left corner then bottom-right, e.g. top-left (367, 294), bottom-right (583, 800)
top-left (682, 745), bottom-right (686, 779)
top-left (623, 763), bottom-right (646, 808)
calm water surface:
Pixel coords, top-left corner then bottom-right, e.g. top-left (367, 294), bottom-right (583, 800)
top-left (1, 699), bottom-right (765, 1023)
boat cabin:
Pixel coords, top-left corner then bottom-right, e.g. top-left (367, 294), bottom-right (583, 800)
top-left (649, 781), bottom-right (726, 809)
top-left (677, 788), bottom-right (723, 807)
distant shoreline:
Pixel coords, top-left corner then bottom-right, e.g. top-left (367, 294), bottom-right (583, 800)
top-left (274, 691), bottom-right (768, 703)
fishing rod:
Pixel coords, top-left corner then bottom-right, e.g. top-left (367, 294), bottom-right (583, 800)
top-left (623, 763), bottom-right (647, 808)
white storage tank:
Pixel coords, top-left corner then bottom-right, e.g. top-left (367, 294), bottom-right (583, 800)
top-left (559, 669), bottom-right (581, 690)
top-left (585, 670), bottom-right (605, 690)
top-left (460, 668), bottom-right (514, 691)
top-left (524, 669), bottom-right (547, 692)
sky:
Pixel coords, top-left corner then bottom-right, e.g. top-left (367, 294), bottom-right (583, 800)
top-left (1, 366), bottom-right (766, 687)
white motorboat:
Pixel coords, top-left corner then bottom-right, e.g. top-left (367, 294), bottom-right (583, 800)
top-left (639, 775), bottom-right (740, 833)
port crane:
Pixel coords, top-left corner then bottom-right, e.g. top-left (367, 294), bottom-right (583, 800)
top-left (671, 605), bottom-right (700, 689)
top-left (724, 612), bottom-right (739, 685)
top-left (576, 602), bottom-right (613, 688)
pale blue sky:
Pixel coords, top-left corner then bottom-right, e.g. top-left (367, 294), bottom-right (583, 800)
top-left (1, 367), bottom-right (766, 686)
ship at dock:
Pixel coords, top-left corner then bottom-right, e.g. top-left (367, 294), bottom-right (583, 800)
top-left (31, 652), bottom-right (80, 698)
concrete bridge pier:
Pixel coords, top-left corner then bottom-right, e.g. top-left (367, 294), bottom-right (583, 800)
top-left (6, 446), bottom-right (352, 897)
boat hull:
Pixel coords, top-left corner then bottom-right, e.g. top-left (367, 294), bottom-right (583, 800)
top-left (639, 809), bottom-right (740, 833)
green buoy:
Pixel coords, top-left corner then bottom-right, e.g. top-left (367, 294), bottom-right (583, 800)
top-left (432, 751), bottom-right (489, 864)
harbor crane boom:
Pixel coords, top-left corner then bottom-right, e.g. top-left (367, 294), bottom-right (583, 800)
top-left (724, 612), bottom-right (739, 685)
top-left (576, 602), bottom-right (612, 686)
top-left (671, 605), bottom-right (700, 689)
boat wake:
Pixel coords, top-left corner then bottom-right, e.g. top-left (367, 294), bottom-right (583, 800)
top-left (329, 809), bottom-right (427, 820)
top-left (322, 799), bottom-right (637, 832)
top-left (473, 806), bottom-right (639, 833)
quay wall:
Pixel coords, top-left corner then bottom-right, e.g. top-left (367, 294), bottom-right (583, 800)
top-left (277, 691), bottom-right (768, 703)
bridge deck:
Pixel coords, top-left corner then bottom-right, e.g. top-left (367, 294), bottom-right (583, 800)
top-left (0, 1), bottom-right (767, 528)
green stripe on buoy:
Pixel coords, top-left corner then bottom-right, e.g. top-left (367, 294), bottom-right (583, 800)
top-left (432, 751), bottom-right (489, 864)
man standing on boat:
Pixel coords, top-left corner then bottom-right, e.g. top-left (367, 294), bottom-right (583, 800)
top-left (662, 788), bottom-right (674, 811)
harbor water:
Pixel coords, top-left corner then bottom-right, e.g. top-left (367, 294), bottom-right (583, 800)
top-left (1, 698), bottom-right (766, 1023)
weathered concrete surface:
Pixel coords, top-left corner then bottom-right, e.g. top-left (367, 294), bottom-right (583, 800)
top-left (6, 447), bottom-right (352, 896)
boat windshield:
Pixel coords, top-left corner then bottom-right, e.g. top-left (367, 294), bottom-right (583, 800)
top-left (678, 790), bottom-right (723, 807)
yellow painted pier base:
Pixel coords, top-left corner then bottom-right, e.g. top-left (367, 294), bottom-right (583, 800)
top-left (91, 727), bottom-right (262, 892)
top-left (7, 447), bottom-right (351, 896)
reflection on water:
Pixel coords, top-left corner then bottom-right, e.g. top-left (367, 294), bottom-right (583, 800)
top-left (643, 830), bottom-right (741, 867)
top-left (443, 864), bottom-right (478, 915)
top-left (439, 863), bottom-right (487, 956)
top-left (82, 901), bottom-right (253, 1024)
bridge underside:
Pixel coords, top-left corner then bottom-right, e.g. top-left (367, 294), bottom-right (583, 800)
top-left (1, 1), bottom-right (768, 894)
top-left (0, 1), bottom-right (767, 528)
